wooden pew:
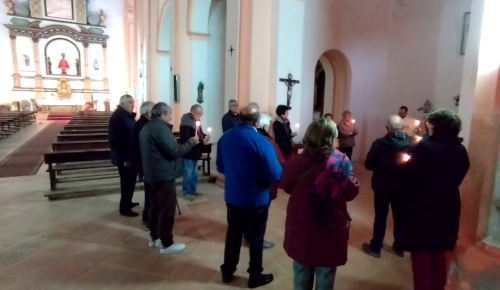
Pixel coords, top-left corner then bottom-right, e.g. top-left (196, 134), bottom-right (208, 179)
top-left (52, 140), bottom-right (109, 151)
top-left (64, 124), bottom-right (108, 130)
top-left (57, 133), bottom-right (108, 142)
top-left (44, 149), bottom-right (113, 191)
top-left (60, 129), bottom-right (108, 135)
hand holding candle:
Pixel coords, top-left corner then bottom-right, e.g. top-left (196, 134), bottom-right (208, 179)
top-left (402, 153), bottom-right (411, 163)
top-left (195, 121), bottom-right (201, 134)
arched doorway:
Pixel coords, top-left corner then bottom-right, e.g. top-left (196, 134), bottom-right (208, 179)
top-left (313, 49), bottom-right (351, 122)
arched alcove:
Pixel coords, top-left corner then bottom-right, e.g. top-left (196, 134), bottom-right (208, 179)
top-left (314, 49), bottom-right (351, 122)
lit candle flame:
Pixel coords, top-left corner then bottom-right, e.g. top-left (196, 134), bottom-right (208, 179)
top-left (415, 120), bottom-right (421, 126)
top-left (195, 121), bottom-right (201, 127)
top-left (207, 127), bottom-right (212, 133)
top-left (402, 153), bottom-right (411, 162)
top-left (415, 136), bottom-right (422, 142)
top-left (295, 123), bottom-right (300, 129)
top-left (351, 119), bottom-right (356, 124)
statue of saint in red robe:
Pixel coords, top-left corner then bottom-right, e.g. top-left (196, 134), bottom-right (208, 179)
top-left (58, 53), bottom-right (70, 75)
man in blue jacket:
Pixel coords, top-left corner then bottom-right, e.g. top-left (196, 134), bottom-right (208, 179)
top-left (217, 104), bottom-right (282, 288)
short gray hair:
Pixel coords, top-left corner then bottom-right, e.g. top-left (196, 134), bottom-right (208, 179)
top-left (190, 104), bottom-right (203, 112)
top-left (119, 94), bottom-right (134, 105)
top-left (151, 102), bottom-right (170, 118)
top-left (228, 99), bottom-right (238, 107)
top-left (257, 113), bottom-right (272, 129)
top-left (139, 101), bottom-right (155, 116)
top-left (386, 115), bottom-right (403, 132)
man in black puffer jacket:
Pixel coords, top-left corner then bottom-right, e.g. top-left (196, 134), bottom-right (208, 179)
top-left (362, 115), bottom-right (413, 258)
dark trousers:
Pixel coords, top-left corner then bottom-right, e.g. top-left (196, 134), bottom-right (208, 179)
top-left (338, 147), bottom-right (353, 160)
top-left (142, 181), bottom-right (151, 223)
top-left (149, 181), bottom-right (177, 248)
top-left (221, 204), bottom-right (269, 276)
top-left (118, 165), bottom-right (137, 212)
top-left (370, 190), bottom-right (403, 252)
top-left (411, 251), bottom-right (449, 290)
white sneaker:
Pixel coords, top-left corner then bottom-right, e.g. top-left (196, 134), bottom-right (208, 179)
top-left (148, 239), bottom-right (161, 248)
top-left (159, 242), bottom-right (186, 255)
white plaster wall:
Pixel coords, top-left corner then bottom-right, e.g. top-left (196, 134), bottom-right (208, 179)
top-left (0, 7), bottom-right (16, 105)
top-left (275, 0), bottom-right (305, 123)
top-left (205, 0), bottom-right (226, 142)
top-left (224, 0), bottom-right (240, 105)
top-left (301, 0), bottom-right (472, 161)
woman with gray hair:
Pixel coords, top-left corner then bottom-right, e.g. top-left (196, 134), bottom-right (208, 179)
top-left (132, 100), bottom-right (155, 226)
top-left (280, 118), bottom-right (359, 290)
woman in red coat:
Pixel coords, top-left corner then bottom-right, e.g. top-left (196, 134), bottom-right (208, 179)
top-left (280, 118), bottom-right (359, 290)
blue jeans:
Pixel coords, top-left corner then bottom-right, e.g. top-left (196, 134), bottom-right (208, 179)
top-left (293, 261), bottom-right (336, 290)
top-left (183, 159), bottom-right (198, 196)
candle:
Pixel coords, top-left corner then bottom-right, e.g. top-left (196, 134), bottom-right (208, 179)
top-left (295, 123), bottom-right (300, 129)
top-left (415, 136), bottom-right (422, 142)
top-left (207, 127), bottom-right (212, 133)
top-left (195, 121), bottom-right (201, 134)
top-left (402, 153), bottom-right (411, 163)
top-left (415, 120), bottom-right (421, 126)
top-left (351, 119), bottom-right (356, 124)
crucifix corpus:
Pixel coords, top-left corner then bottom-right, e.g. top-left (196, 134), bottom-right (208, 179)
top-left (279, 73), bottom-right (299, 107)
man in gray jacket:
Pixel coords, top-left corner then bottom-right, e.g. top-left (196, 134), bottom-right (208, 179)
top-left (140, 102), bottom-right (199, 255)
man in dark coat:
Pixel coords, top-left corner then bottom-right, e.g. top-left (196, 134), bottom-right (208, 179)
top-left (109, 94), bottom-right (138, 217)
top-left (362, 115), bottom-right (412, 258)
top-left (131, 101), bottom-right (154, 225)
top-left (140, 102), bottom-right (198, 255)
top-left (402, 109), bottom-right (469, 290)
top-left (222, 99), bottom-right (240, 133)
top-left (179, 104), bottom-right (210, 200)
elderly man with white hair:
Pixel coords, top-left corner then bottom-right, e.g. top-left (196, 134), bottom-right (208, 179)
top-left (362, 115), bottom-right (413, 258)
top-left (132, 101), bottom-right (155, 226)
top-left (108, 94), bottom-right (139, 217)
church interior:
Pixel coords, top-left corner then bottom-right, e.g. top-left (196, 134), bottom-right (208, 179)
top-left (1, 0), bottom-right (500, 289)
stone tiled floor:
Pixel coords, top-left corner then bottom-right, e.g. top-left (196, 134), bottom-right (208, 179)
top-left (0, 119), bottom-right (499, 289)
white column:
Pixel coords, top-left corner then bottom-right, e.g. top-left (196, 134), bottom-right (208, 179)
top-left (102, 44), bottom-right (109, 91)
top-left (33, 37), bottom-right (43, 98)
top-left (9, 35), bottom-right (21, 88)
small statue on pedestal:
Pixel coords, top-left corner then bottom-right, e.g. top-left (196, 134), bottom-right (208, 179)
top-left (99, 9), bottom-right (106, 26)
top-left (6, 0), bottom-right (15, 15)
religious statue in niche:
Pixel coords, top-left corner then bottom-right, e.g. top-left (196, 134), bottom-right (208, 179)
top-left (47, 57), bottom-right (53, 74)
top-left (6, 0), bottom-right (15, 15)
top-left (22, 54), bottom-right (30, 66)
top-left (197, 81), bottom-right (204, 104)
top-left (99, 9), bottom-right (106, 26)
top-left (56, 78), bottom-right (72, 99)
top-left (58, 53), bottom-right (70, 75)
top-left (93, 59), bottom-right (99, 71)
top-left (75, 58), bottom-right (80, 75)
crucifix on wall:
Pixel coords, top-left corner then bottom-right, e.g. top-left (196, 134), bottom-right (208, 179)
top-left (279, 73), bottom-right (300, 107)
top-left (228, 45), bottom-right (235, 57)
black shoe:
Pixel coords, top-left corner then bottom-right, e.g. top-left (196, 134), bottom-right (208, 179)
top-left (221, 272), bottom-right (235, 283)
top-left (131, 202), bottom-right (140, 208)
top-left (392, 247), bottom-right (404, 258)
top-left (120, 210), bottom-right (139, 217)
top-left (248, 273), bottom-right (273, 288)
top-left (362, 243), bottom-right (381, 258)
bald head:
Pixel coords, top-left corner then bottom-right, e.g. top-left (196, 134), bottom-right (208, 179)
top-left (240, 105), bottom-right (260, 125)
top-left (386, 115), bottom-right (404, 133)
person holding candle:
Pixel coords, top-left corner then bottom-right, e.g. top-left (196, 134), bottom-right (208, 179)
top-left (401, 109), bottom-right (469, 290)
top-left (362, 115), bottom-right (412, 259)
top-left (398, 106), bottom-right (420, 136)
top-left (337, 110), bottom-right (358, 160)
top-left (273, 105), bottom-right (296, 159)
top-left (180, 104), bottom-right (210, 201)
top-left (280, 118), bottom-right (359, 290)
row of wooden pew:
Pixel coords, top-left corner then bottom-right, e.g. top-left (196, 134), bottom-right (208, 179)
top-left (0, 111), bottom-right (37, 139)
top-left (43, 111), bottom-right (214, 199)
top-left (44, 112), bottom-right (114, 198)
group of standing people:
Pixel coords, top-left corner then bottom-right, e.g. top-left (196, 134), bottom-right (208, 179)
top-left (109, 94), bottom-right (470, 290)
